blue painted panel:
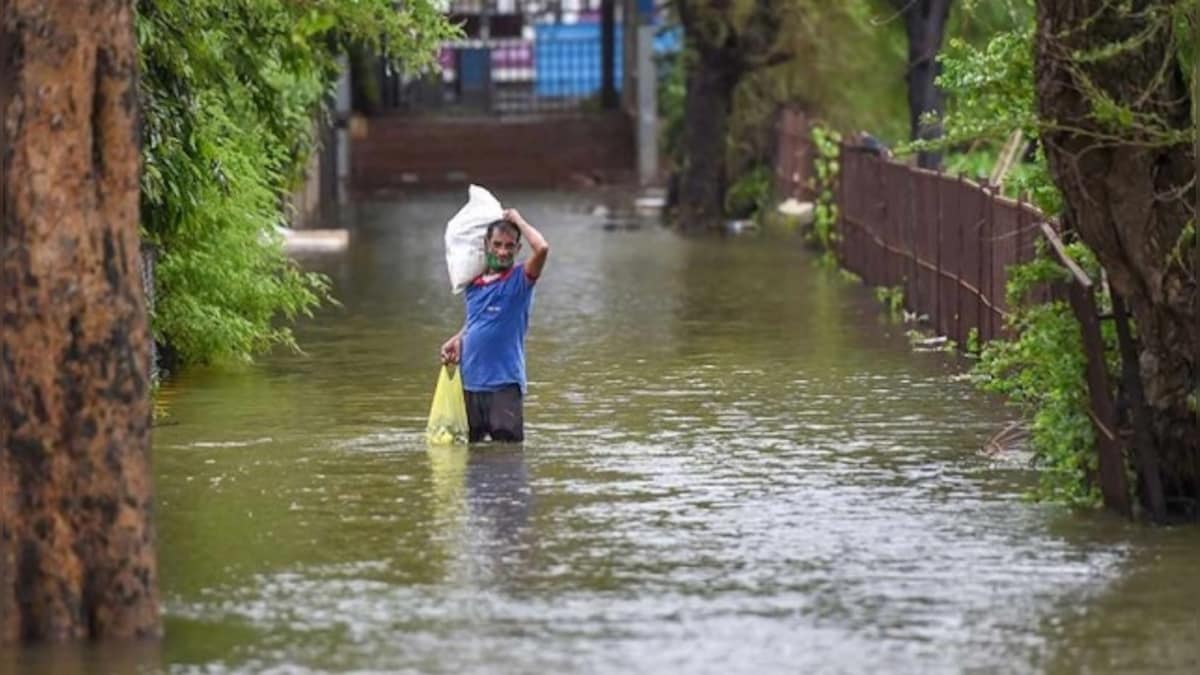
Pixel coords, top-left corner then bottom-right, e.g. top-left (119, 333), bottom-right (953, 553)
top-left (458, 47), bottom-right (491, 90)
top-left (533, 22), bottom-right (682, 98)
top-left (534, 23), bottom-right (612, 97)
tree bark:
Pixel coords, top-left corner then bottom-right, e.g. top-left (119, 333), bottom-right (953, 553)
top-left (1035, 0), bottom-right (1199, 518)
top-left (893, 0), bottom-right (952, 169)
top-left (673, 0), bottom-right (785, 231)
top-left (675, 48), bottom-right (741, 232)
top-left (1, 0), bottom-right (160, 641)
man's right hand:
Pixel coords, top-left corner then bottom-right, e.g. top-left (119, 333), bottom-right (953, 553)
top-left (439, 335), bottom-right (461, 364)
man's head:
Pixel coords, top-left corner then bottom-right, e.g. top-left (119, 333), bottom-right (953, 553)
top-left (484, 219), bottom-right (521, 272)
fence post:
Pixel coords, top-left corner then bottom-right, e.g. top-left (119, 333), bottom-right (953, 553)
top-left (836, 142), bottom-right (844, 265)
top-left (636, 25), bottom-right (658, 186)
top-left (1013, 195), bottom-right (1026, 339)
top-left (872, 156), bottom-right (882, 287)
top-left (955, 173), bottom-right (965, 347)
top-left (1015, 194), bottom-right (1025, 266)
top-left (775, 113), bottom-right (786, 198)
top-left (884, 161), bottom-right (895, 288)
top-left (1072, 282), bottom-right (1131, 516)
top-left (935, 168), bottom-right (943, 337)
top-left (601, 0), bottom-right (617, 108)
top-left (876, 156), bottom-right (884, 283)
top-left (975, 184), bottom-right (986, 343)
top-left (907, 170), bottom-right (918, 314)
top-left (984, 186), bottom-right (995, 342)
top-left (1039, 223), bottom-right (1131, 517)
top-left (1112, 290), bottom-right (1166, 520)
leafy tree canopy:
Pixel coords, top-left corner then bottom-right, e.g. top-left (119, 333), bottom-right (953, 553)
top-left (137, 0), bottom-right (455, 365)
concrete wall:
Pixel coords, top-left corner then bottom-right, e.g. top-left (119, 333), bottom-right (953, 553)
top-left (351, 113), bottom-right (635, 192)
top-left (287, 122), bottom-right (338, 229)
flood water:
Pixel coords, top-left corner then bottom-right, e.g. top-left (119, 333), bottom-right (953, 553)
top-left (7, 190), bottom-right (1198, 674)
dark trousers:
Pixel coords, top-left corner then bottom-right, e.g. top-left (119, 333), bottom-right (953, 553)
top-left (465, 385), bottom-right (524, 442)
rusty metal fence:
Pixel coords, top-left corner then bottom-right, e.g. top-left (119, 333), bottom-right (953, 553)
top-left (830, 143), bottom-right (1134, 516)
top-left (836, 147), bottom-right (1057, 348)
top-left (775, 109), bottom-right (814, 201)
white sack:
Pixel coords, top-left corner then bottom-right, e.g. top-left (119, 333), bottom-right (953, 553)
top-left (445, 184), bottom-right (502, 294)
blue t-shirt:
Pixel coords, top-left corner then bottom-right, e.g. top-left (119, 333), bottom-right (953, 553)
top-left (461, 263), bottom-right (537, 393)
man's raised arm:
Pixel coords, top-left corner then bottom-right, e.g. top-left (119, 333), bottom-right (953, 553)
top-left (504, 208), bottom-right (549, 279)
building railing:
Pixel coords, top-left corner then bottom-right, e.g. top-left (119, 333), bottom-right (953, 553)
top-left (377, 20), bottom-right (679, 116)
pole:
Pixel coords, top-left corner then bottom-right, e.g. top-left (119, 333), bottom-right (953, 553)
top-left (636, 23), bottom-right (658, 185)
top-left (335, 53), bottom-right (351, 206)
top-left (622, 0), bottom-right (637, 112)
top-left (601, 0), bottom-right (617, 108)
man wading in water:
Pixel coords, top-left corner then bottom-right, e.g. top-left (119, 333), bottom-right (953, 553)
top-left (440, 209), bottom-right (549, 442)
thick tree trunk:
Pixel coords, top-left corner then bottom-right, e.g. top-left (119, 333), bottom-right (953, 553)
top-left (675, 51), bottom-right (741, 232)
top-left (1035, 0), bottom-right (1199, 518)
top-left (895, 0), bottom-right (952, 169)
top-left (0, 0), bottom-right (160, 641)
top-left (671, 0), bottom-right (786, 231)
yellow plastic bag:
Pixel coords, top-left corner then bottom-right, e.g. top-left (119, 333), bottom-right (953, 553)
top-left (426, 364), bottom-right (469, 445)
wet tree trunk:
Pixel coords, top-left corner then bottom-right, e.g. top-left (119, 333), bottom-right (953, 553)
top-left (674, 0), bottom-right (784, 232)
top-left (675, 50), bottom-right (741, 232)
top-left (1035, 0), bottom-right (1199, 519)
top-left (892, 0), bottom-right (952, 169)
top-left (0, 0), bottom-right (161, 641)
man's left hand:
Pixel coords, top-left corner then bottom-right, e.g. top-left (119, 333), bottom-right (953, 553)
top-left (502, 208), bottom-right (525, 226)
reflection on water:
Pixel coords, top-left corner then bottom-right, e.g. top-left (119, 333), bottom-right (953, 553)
top-left (429, 444), bottom-right (534, 586)
top-left (5, 189), bottom-right (1198, 674)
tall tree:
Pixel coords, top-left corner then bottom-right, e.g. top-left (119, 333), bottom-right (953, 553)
top-left (1, 0), bottom-right (160, 641)
top-left (890, 0), bottom-right (952, 168)
top-left (673, 0), bottom-right (788, 231)
top-left (1035, 0), bottom-right (1199, 517)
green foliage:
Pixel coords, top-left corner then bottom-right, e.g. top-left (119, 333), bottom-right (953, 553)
top-left (1062, 1), bottom-right (1199, 146)
top-left (715, 0), bottom-right (1052, 224)
top-left (725, 2), bottom-right (909, 173)
top-left (923, 0), bottom-right (1087, 504)
top-left (724, 164), bottom-right (772, 219)
top-left (965, 327), bottom-right (981, 357)
top-left (874, 285), bottom-right (905, 316)
top-left (810, 124), bottom-right (842, 251)
top-left (932, 19), bottom-right (1037, 147)
top-left (664, 1), bottom-right (910, 221)
top-left (905, 0), bottom-right (1064, 216)
top-left (970, 244), bottom-right (1113, 507)
top-left (929, 0), bottom-right (1199, 154)
top-left (975, 299), bottom-right (1099, 506)
top-left (1174, 218), bottom-right (1199, 268)
top-left (1180, 5), bottom-right (1200, 124)
top-left (671, 0), bottom-right (1051, 223)
top-left (837, 266), bottom-right (862, 284)
top-left (929, 0), bottom-right (1198, 508)
top-left (137, 0), bottom-right (454, 365)
top-left (942, 145), bottom-right (1062, 215)
top-left (658, 47), bottom-right (689, 174)
top-left (941, 148), bottom-right (995, 182)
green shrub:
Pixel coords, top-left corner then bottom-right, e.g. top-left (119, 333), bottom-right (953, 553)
top-left (971, 243), bottom-right (1115, 506)
top-left (724, 164), bottom-right (773, 219)
top-left (810, 124), bottom-right (842, 251)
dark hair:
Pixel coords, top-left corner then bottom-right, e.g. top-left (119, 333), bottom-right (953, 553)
top-left (485, 219), bottom-right (521, 242)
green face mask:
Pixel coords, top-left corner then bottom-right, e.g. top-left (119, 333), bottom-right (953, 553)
top-left (486, 252), bottom-right (514, 271)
